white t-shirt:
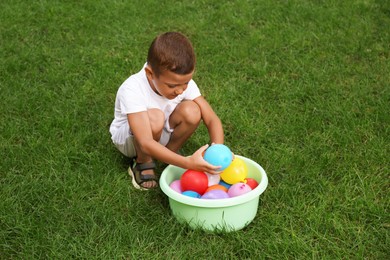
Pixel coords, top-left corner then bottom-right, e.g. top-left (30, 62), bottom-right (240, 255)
top-left (109, 64), bottom-right (201, 144)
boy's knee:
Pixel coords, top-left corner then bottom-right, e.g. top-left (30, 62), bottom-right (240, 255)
top-left (180, 101), bottom-right (201, 125)
top-left (147, 109), bottom-right (165, 137)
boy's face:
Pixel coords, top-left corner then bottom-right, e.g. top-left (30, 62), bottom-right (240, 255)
top-left (145, 66), bottom-right (194, 100)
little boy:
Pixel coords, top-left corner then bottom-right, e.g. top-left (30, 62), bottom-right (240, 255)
top-left (109, 32), bottom-right (224, 190)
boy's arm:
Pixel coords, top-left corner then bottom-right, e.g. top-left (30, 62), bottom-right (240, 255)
top-left (128, 112), bottom-right (220, 173)
top-left (193, 96), bottom-right (224, 144)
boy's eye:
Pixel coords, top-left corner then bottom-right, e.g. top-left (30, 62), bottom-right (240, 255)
top-left (166, 82), bottom-right (189, 88)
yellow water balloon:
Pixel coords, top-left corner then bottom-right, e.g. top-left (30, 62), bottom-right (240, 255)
top-left (220, 157), bottom-right (248, 184)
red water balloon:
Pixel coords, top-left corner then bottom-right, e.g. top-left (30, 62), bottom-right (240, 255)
top-left (245, 178), bottom-right (259, 190)
top-left (180, 170), bottom-right (208, 195)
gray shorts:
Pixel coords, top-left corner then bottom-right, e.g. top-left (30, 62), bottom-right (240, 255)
top-left (112, 119), bottom-right (173, 158)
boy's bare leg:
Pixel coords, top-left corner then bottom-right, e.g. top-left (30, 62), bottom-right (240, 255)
top-left (166, 101), bottom-right (201, 153)
top-left (133, 109), bottom-right (164, 188)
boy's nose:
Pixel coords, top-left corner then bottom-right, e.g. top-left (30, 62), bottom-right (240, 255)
top-left (175, 87), bottom-right (184, 95)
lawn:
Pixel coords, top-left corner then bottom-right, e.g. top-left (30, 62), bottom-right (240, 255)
top-left (1, 0), bottom-right (389, 258)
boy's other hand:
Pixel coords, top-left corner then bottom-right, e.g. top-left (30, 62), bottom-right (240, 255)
top-left (188, 144), bottom-right (222, 174)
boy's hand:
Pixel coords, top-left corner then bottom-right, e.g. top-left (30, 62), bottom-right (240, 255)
top-left (188, 144), bottom-right (222, 174)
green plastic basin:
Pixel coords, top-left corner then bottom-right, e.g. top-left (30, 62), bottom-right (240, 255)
top-left (159, 155), bottom-right (268, 232)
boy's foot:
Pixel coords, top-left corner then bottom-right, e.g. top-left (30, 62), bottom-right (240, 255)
top-left (128, 161), bottom-right (158, 190)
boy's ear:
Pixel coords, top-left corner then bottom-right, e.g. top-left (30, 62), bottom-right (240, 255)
top-left (144, 65), bottom-right (154, 80)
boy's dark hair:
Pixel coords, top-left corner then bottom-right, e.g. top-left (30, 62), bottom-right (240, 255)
top-left (147, 32), bottom-right (196, 77)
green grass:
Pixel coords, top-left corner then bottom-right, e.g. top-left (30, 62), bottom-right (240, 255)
top-left (1, 0), bottom-right (389, 258)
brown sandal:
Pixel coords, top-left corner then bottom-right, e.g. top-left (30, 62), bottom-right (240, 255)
top-left (128, 161), bottom-right (158, 190)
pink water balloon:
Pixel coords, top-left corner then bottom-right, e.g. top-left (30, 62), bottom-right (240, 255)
top-left (205, 172), bottom-right (221, 186)
top-left (228, 183), bottom-right (252, 197)
top-left (169, 180), bottom-right (182, 193)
